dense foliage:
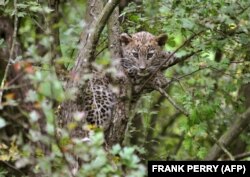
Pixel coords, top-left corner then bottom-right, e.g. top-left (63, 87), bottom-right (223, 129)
top-left (0, 0), bottom-right (250, 176)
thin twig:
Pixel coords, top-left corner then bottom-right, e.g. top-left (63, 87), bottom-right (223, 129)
top-left (157, 87), bottom-right (189, 117)
top-left (161, 49), bottom-right (202, 70)
top-left (206, 108), bottom-right (250, 160)
top-left (233, 152), bottom-right (250, 160)
top-left (236, 4), bottom-right (250, 15)
top-left (3, 112), bottom-right (29, 129)
top-left (0, 0), bottom-right (18, 107)
top-left (5, 70), bottom-right (25, 86)
top-left (169, 67), bottom-right (209, 85)
top-left (210, 134), bottom-right (235, 161)
top-left (0, 161), bottom-right (25, 175)
top-left (95, 45), bottom-right (108, 58)
top-left (176, 67), bottom-right (208, 80)
top-left (160, 112), bottom-right (182, 136)
top-left (2, 83), bottom-right (31, 91)
top-left (173, 133), bottom-right (185, 155)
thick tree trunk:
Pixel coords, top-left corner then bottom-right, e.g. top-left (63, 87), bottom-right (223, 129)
top-left (105, 5), bottom-right (132, 147)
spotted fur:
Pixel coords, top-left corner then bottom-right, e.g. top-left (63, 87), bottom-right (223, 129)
top-left (82, 73), bottom-right (115, 131)
top-left (82, 31), bottom-right (178, 130)
top-left (120, 31), bottom-right (177, 92)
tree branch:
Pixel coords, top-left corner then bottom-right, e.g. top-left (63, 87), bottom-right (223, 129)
top-left (161, 49), bottom-right (202, 71)
top-left (232, 151), bottom-right (250, 160)
top-left (105, 3), bottom-right (131, 146)
top-left (74, 0), bottom-right (120, 77)
top-left (59, 0), bottom-right (120, 138)
top-left (209, 134), bottom-right (235, 161)
top-left (157, 87), bottom-right (189, 117)
top-left (0, 0), bottom-right (18, 108)
top-left (205, 107), bottom-right (250, 160)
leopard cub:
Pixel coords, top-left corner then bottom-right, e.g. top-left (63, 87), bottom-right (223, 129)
top-left (120, 31), bottom-right (172, 93)
top-left (80, 31), bottom-right (175, 131)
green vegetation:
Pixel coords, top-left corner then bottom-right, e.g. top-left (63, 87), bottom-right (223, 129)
top-left (0, 0), bottom-right (250, 176)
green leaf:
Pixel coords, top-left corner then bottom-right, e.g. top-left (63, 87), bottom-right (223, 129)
top-left (90, 132), bottom-right (104, 146)
top-left (167, 37), bottom-right (176, 47)
top-left (0, 39), bottom-right (4, 46)
top-left (197, 147), bottom-right (208, 159)
top-left (38, 81), bottom-right (52, 97)
top-left (189, 109), bottom-right (199, 125)
top-left (17, 3), bottom-right (28, 9)
top-left (181, 18), bottom-right (195, 29)
top-left (25, 89), bottom-right (38, 102)
top-left (29, 5), bottom-right (42, 12)
top-left (183, 137), bottom-right (192, 150)
top-left (111, 144), bottom-right (121, 155)
top-left (29, 111), bottom-right (40, 122)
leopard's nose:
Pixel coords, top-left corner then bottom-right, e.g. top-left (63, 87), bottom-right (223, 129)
top-left (139, 65), bottom-right (146, 70)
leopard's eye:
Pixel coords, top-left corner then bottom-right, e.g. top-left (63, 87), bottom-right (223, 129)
top-left (147, 52), bottom-right (154, 59)
top-left (132, 52), bottom-right (138, 58)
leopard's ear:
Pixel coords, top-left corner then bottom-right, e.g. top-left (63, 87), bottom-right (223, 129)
top-left (155, 34), bottom-right (168, 47)
top-left (120, 33), bottom-right (132, 45)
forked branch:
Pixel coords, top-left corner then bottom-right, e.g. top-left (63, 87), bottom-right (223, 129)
top-left (206, 108), bottom-right (250, 160)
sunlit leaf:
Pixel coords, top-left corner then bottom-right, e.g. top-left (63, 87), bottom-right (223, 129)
top-left (0, 117), bottom-right (7, 129)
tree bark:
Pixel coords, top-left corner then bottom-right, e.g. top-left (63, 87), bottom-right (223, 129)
top-left (58, 0), bottom-right (120, 138)
top-left (105, 5), bottom-right (132, 146)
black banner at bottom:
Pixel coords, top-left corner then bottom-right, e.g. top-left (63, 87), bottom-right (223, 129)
top-left (148, 161), bottom-right (250, 177)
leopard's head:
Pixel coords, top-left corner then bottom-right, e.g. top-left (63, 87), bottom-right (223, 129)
top-left (120, 31), bottom-right (167, 77)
